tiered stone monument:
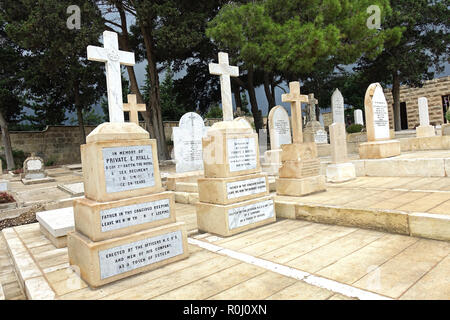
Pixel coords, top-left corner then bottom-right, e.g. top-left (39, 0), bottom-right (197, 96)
top-left (359, 83), bottom-right (401, 159)
top-left (416, 97), bottom-right (436, 138)
top-left (355, 109), bottom-right (364, 126)
top-left (67, 31), bottom-right (188, 288)
top-left (21, 154), bottom-right (55, 185)
top-left (262, 105), bottom-right (292, 175)
top-left (326, 89), bottom-right (356, 183)
top-left (172, 112), bottom-right (208, 173)
top-left (196, 52), bottom-right (275, 237)
top-left (304, 93), bottom-right (327, 144)
top-left (276, 82), bottom-right (326, 197)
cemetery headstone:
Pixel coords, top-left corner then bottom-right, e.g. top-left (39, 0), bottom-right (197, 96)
top-left (196, 52), bottom-right (275, 237)
top-left (21, 154), bottom-right (55, 185)
top-left (276, 82), bottom-right (326, 197)
top-left (172, 112), bottom-right (209, 173)
top-left (304, 93), bottom-right (327, 144)
top-left (262, 106), bottom-right (292, 175)
top-left (416, 97), bottom-right (436, 138)
top-left (359, 83), bottom-right (401, 159)
top-left (355, 109), bottom-right (364, 126)
top-left (67, 31), bottom-right (189, 288)
top-left (327, 89), bottom-right (356, 182)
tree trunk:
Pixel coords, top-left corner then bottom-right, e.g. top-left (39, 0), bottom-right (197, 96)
top-left (392, 71), bottom-right (402, 131)
top-left (232, 82), bottom-right (242, 116)
top-left (0, 111), bottom-right (15, 170)
top-left (139, 23), bottom-right (169, 160)
top-left (74, 82), bottom-right (86, 145)
top-left (247, 66), bottom-right (263, 133)
top-left (116, 3), bottom-right (146, 106)
top-left (263, 72), bottom-right (275, 115)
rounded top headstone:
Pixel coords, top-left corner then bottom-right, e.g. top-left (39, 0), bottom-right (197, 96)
top-left (179, 112), bottom-right (204, 130)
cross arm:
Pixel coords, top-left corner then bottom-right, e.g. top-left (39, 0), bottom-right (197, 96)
top-left (119, 51), bottom-right (135, 66)
top-left (87, 45), bottom-right (107, 62)
top-left (209, 63), bottom-right (239, 77)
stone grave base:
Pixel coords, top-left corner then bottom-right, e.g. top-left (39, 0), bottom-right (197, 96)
top-left (358, 140), bottom-right (401, 159)
top-left (326, 163), bottom-right (356, 183)
top-left (36, 207), bottom-right (74, 249)
top-left (400, 135), bottom-right (450, 152)
top-left (274, 196), bottom-right (450, 242)
top-left (67, 221), bottom-right (189, 288)
top-left (57, 182), bottom-right (84, 197)
top-left (21, 177), bottom-right (55, 185)
top-left (198, 173), bottom-right (269, 205)
top-left (416, 125), bottom-right (436, 138)
top-left (196, 195), bottom-right (276, 237)
top-left (166, 170), bottom-right (203, 191)
top-left (276, 175), bottom-right (326, 197)
top-left (261, 162), bottom-right (281, 175)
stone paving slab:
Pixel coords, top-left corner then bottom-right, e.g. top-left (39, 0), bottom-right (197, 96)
top-left (2, 199), bottom-right (450, 300)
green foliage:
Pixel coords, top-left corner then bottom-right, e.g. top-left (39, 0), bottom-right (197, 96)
top-left (44, 156), bottom-right (57, 167)
top-left (346, 124), bottom-right (364, 134)
top-left (240, 93), bottom-right (251, 116)
top-left (205, 106), bottom-right (223, 119)
top-left (446, 109), bottom-right (450, 123)
top-left (157, 67), bottom-right (188, 121)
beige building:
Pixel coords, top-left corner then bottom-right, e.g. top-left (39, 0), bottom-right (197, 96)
top-left (384, 76), bottom-right (450, 130)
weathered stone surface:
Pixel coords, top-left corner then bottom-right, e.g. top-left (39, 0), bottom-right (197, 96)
top-left (67, 222), bottom-right (189, 288)
top-left (73, 192), bottom-right (176, 242)
top-left (268, 105), bottom-right (292, 150)
top-left (364, 158), bottom-right (445, 177)
top-left (326, 163), bottom-right (356, 183)
top-left (281, 143), bottom-right (318, 162)
top-left (359, 140), bottom-right (401, 159)
top-left (278, 159), bottom-right (321, 179)
top-left (409, 213), bottom-right (450, 241)
top-left (36, 207), bottom-right (74, 238)
top-left (329, 122), bottom-right (348, 164)
top-left (196, 196), bottom-right (275, 237)
top-left (198, 173), bottom-right (269, 205)
top-left (364, 83), bottom-right (391, 142)
top-left (276, 176), bottom-right (326, 197)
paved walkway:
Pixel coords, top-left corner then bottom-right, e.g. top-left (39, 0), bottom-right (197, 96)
top-left (1, 203), bottom-right (449, 300)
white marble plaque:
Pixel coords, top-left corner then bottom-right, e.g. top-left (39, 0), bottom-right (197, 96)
top-left (99, 230), bottom-right (184, 279)
top-left (100, 198), bottom-right (171, 232)
top-left (27, 160), bottom-right (43, 171)
top-left (102, 145), bottom-right (155, 193)
top-left (227, 177), bottom-right (267, 199)
top-left (314, 130), bottom-right (328, 144)
top-left (228, 199), bottom-right (274, 230)
top-left (227, 137), bottom-right (257, 172)
top-left (332, 89), bottom-right (345, 124)
top-left (372, 85), bottom-right (390, 140)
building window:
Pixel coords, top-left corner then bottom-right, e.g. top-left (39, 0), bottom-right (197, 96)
top-left (443, 95), bottom-right (450, 123)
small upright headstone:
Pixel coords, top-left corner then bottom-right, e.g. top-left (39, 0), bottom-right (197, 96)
top-left (21, 154), bottom-right (55, 185)
top-left (332, 89), bottom-right (345, 124)
top-left (416, 97), bottom-right (435, 138)
top-left (359, 83), bottom-right (400, 159)
top-left (327, 89), bottom-right (356, 182)
top-left (262, 106), bottom-right (292, 175)
top-left (172, 112), bottom-right (208, 173)
top-left (354, 109), bottom-right (364, 126)
top-left (268, 106), bottom-right (292, 150)
top-left (304, 93), bottom-right (327, 144)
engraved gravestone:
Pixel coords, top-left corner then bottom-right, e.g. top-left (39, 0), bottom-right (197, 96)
top-left (227, 137), bottom-right (258, 172)
top-left (355, 109), bottom-right (364, 125)
top-left (332, 89), bottom-right (345, 124)
top-left (268, 106), bottom-right (292, 150)
top-left (314, 129), bottom-right (328, 144)
top-left (23, 155), bottom-right (46, 180)
top-left (371, 85), bottom-right (390, 140)
top-left (172, 112), bottom-right (208, 173)
top-left (418, 97), bottom-right (430, 126)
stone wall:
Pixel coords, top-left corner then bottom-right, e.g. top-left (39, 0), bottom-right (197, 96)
top-left (384, 76), bottom-right (450, 129)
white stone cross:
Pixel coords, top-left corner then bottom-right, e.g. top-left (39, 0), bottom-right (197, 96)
top-left (209, 52), bottom-right (239, 121)
top-left (282, 82), bottom-right (309, 144)
top-left (308, 93), bottom-right (319, 122)
top-left (87, 31), bottom-right (135, 123)
top-left (123, 94), bottom-right (146, 125)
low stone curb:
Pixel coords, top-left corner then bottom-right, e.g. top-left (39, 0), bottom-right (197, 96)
top-left (1, 228), bottom-right (56, 300)
top-left (274, 198), bottom-right (450, 242)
